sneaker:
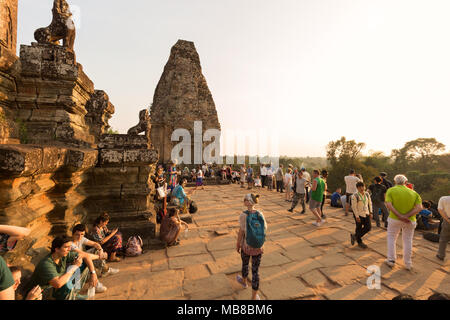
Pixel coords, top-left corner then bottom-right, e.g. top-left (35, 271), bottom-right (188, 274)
top-left (105, 267), bottom-right (119, 276)
top-left (96, 282), bottom-right (107, 293)
top-left (358, 242), bottom-right (368, 249)
top-left (255, 294), bottom-right (261, 300)
top-left (321, 218), bottom-right (327, 224)
top-left (75, 293), bottom-right (89, 300)
top-left (350, 234), bottom-right (355, 246)
top-left (385, 259), bottom-right (395, 268)
top-left (312, 221), bottom-right (322, 227)
top-left (236, 275), bottom-right (248, 289)
top-left (376, 222), bottom-right (381, 228)
top-left (436, 255), bottom-right (445, 261)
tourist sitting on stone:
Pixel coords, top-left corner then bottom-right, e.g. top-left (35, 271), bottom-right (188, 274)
top-left (90, 213), bottom-right (123, 263)
top-left (331, 188), bottom-right (343, 208)
top-left (8, 266), bottom-right (42, 300)
top-left (417, 201), bottom-right (440, 230)
top-left (71, 224), bottom-right (119, 293)
top-left (25, 236), bottom-right (98, 300)
top-left (0, 225), bottom-right (31, 254)
top-left (0, 256), bottom-right (15, 300)
top-left (171, 178), bottom-right (190, 211)
top-left (160, 207), bottom-right (189, 246)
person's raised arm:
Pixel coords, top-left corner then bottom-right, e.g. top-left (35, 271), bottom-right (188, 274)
top-left (0, 225), bottom-right (31, 239)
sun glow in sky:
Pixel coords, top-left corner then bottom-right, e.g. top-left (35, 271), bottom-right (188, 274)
top-left (17, 0), bottom-right (450, 157)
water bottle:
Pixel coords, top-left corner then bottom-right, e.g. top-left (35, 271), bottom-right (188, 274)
top-left (87, 287), bottom-right (95, 300)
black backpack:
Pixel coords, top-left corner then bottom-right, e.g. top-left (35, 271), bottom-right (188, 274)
top-left (189, 201), bottom-right (198, 214)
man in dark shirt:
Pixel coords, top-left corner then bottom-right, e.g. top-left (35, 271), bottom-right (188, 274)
top-left (369, 177), bottom-right (389, 228)
top-left (380, 172), bottom-right (393, 190)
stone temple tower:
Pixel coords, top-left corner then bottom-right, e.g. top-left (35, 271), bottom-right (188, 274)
top-left (150, 40), bottom-right (221, 165)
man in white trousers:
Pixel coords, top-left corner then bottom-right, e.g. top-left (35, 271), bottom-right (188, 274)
top-left (384, 175), bottom-right (423, 271)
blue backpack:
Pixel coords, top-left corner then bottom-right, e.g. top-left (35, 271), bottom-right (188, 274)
top-left (245, 210), bottom-right (266, 248)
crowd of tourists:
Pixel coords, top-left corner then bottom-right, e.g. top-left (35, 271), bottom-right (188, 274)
top-left (1, 160), bottom-right (449, 301)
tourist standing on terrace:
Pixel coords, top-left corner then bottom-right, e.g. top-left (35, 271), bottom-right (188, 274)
top-left (350, 182), bottom-right (373, 249)
top-left (369, 176), bottom-right (389, 228)
top-left (380, 172), bottom-right (393, 190)
top-left (320, 170), bottom-right (329, 220)
top-left (275, 165), bottom-right (284, 193)
top-left (195, 165), bottom-right (205, 190)
top-left (236, 194), bottom-right (267, 300)
top-left (266, 166), bottom-right (274, 191)
top-left (260, 164), bottom-right (267, 189)
top-left (288, 170), bottom-right (307, 214)
top-left (240, 165), bottom-right (247, 188)
top-left (167, 160), bottom-right (179, 192)
top-left (310, 170), bottom-right (326, 226)
top-left (247, 166), bottom-right (254, 190)
top-left (344, 169), bottom-right (362, 216)
top-left (384, 175), bottom-right (422, 271)
top-left (436, 195), bottom-right (450, 261)
top-left (301, 168), bottom-right (311, 203)
top-left (284, 168), bottom-right (293, 202)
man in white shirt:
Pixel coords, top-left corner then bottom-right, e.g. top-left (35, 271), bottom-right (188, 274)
top-left (301, 168), bottom-right (311, 203)
top-left (260, 165), bottom-right (267, 189)
top-left (344, 169), bottom-right (362, 216)
top-left (437, 196), bottom-right (450, 261)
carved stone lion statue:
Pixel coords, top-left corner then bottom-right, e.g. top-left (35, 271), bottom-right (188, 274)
top-left (34, 0), bottom-right (76, 51)
top-left (128, 109), bottom-right (151, 139)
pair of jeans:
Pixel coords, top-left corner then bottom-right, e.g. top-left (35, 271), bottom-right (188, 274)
top-left (241, 251), bottom-right (262, 291)
top-left (372, 201), bottom-right (389, 226)
top-left (387, 217), bottom-right (417, 267)
top-left (354, 214), bottom-right (372, 244)
top-left (291, 193), bottom-right (306, 212)
top-left (438, 220), bottom-right (450, 259)
top-left (305, 187), bottom-right (310, 203)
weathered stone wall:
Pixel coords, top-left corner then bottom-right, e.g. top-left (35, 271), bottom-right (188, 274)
top-left (0, 0), bottom-right (18, 53)
top-left (150, 40), bottom-right (221, 164)
top-left (0, 3), bottom-right (160, 273)
top-left (0, 0), bottom-right (19, 144)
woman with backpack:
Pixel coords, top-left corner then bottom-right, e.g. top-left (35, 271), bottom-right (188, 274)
top-left (236, 194), bottom-right (267, 300)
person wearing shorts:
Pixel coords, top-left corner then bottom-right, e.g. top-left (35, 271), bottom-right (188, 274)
top-left (310, 170), bottom-right (326, 226)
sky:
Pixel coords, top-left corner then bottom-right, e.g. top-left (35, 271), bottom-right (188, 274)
top-left (17, 0), bottom-right (450, 157)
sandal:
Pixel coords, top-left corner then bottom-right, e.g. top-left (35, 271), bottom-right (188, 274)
top-left (236, 275), bottom-right (248, 289)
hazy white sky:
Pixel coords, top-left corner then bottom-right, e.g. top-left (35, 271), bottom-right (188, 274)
top-left (17, 0), bottom-right (450, 157)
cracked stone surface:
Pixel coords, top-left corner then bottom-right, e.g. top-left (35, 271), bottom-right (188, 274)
top-left (98, 184), bottom-right (450, 300)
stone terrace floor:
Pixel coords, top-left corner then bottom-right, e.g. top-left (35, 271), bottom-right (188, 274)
top-left (98, 184), bottom-right (449, 300)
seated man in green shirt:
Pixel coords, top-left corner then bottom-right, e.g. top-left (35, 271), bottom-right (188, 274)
top-left (26, 236), bottom-right (98, 300)
top-left (0, 256), bottom-right (15, 300)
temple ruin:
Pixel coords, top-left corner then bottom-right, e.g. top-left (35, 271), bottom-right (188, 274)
top-left (0, 0), bottom-right (159, 272)
top-left (150, 40), bottom-right (221, 165)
